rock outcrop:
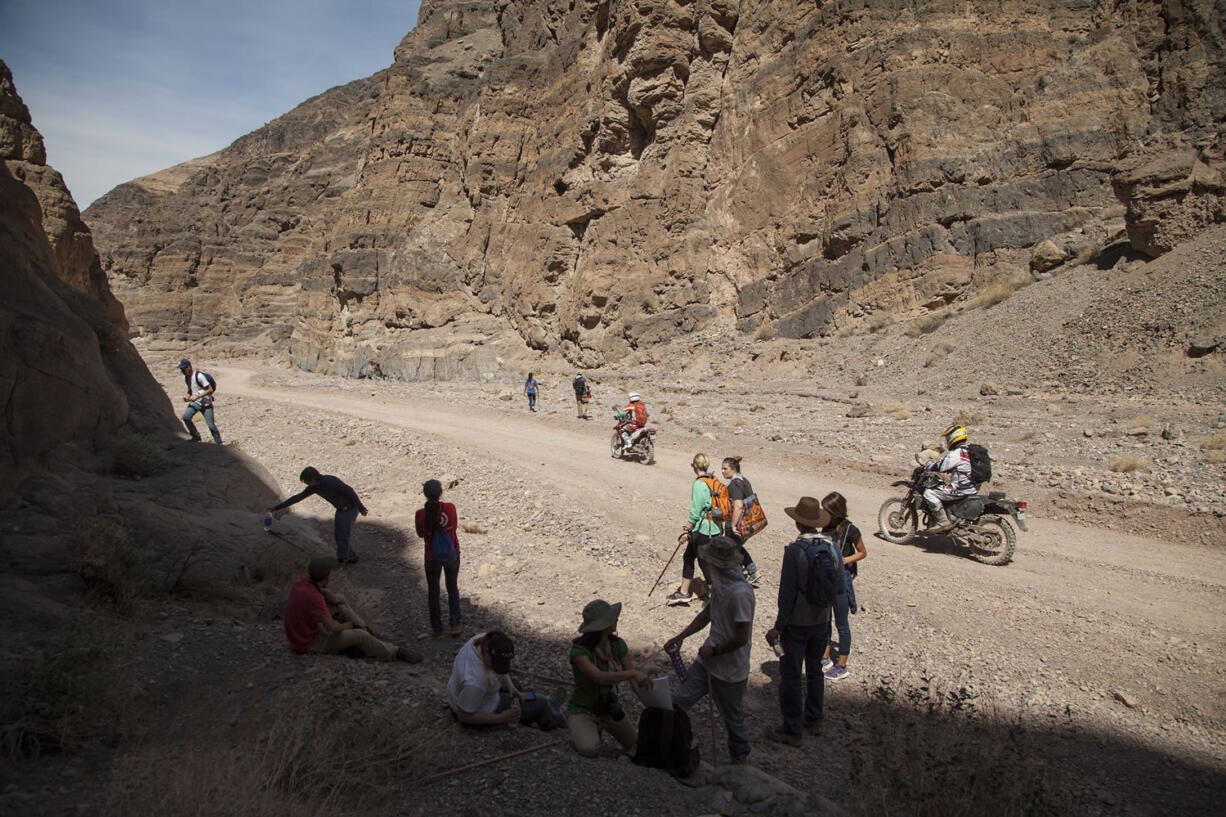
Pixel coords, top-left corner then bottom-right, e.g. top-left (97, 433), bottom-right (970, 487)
top-left (85, 0), bottom-right (1226, 374)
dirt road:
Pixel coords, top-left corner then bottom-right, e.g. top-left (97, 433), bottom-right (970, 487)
top-left (214, 361), bottom-right (1225, 812)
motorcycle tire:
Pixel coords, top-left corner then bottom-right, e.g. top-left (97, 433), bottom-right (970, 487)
top-left (877, 498), bottom-right (917, 543)
top-left (967, 516), bottom-right (1016, 566)
top-left (643, 436), bottom-right (655, 465)
top-left (610, 431), bottom-right (623, 459)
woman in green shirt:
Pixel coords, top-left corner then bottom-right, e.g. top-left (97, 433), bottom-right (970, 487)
top-left (666, 453), bottom-right (725, 607)
top-left (567, 600), bottom-right (649, 757)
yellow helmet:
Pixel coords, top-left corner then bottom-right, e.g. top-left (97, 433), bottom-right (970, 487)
top-left (943, 425), bottom-right (969, 447)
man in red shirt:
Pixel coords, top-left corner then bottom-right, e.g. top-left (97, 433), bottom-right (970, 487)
top-left (284, 557), bottom-right (422, 662)
top-left (618, 391), bottom-right (648, 449)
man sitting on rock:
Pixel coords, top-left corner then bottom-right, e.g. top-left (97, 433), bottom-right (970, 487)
top-left (284, 557), bottom-right (421, 662)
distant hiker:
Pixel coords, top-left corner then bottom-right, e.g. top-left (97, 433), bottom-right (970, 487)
top-left (765, 497), bottom-right (836, 746)
top-left (177, 358), bottom-right (221, 444)
top-left (667, 453), bottom-right (723, 607)
top-left (572, 372), bottom-right (591, 419)
top-left (721, 457), bottom-right (760, 586)
top-left (523, 372), bottom-right (539, 412)
top-left (567, 600), bottom-right (649, 757)
top-left (284, 557), bottom-right (421, 662)
top-left (448, 631), bottom-right (563, 729)
top-left (415, 479), bottom-right (462, 637)
top-left (664, 535), bottom-right (755, 764)
top-left (923, 424), bottom-right (977, 532)
top-left (269, 466), bottom-right (367, 564)
top-left (619, 391), bottom-right (647, 449)
top-left (821, 491), bottom-right (866, 682)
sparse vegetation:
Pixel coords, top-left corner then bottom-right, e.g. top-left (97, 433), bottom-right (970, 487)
top-left (1128, 414), bottom-right (1155, 434)
top-left (1047, 404), bottom-right (1065, 416)
top-left (1201, 433), bottom-right (1226, 451)
top-left (866, 312), bottom-right (895, 333)
top-left (750, 404), bottom-right (765, 412)
top-left (1108, 455), bottom-right (1150, 473)
top-left (924, 340), bottom-right (955, 368)
top-left (1206, 451), bottom-right (1226, 465)
top-left (906, 310), bottom-right (950, 337)
top-left (461, 522), bottom-right (488, 534)
top-left (952, 409), bottom-right (984, 427)
top-left (75, 519), bottom-right (156, 613)
top-left (754, 320), bottom-right (778, 341)
top-left (730, 414), bottom-right (749, 427)
top-left (884, 402), bottom-right (912, 421)
top-left (111, 433), bottom-right (177, 479)
top-left (965, 279), bottom-right (1018, 310)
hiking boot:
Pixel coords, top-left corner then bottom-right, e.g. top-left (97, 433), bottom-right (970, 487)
top-left (666, 590), bottom-right (693, 607)
top-left (397, 646), bottom-right (423, 664)
top-left (821, 657), bottom-right (834, 671)
top-left (825, 665), bottom-right (850, 682)
top-left (767, 727), bottom-right (802, 747)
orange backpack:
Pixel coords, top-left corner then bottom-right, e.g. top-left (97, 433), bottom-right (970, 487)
top-left (696, 476), bottom-right (732, 525)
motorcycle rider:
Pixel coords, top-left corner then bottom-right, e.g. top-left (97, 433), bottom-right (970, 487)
top-left (923, 425), bottom-right (977, 532)
top-left (618, 392), bottom-right (648, 451)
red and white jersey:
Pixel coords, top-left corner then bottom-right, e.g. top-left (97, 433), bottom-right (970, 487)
top-left (930, 446), bottom-right (976, 494)
top-left (622, 401), bottom-right (647, 428)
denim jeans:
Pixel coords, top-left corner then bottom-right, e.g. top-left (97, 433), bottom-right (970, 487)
top-left (830, 572), bottom-right (857, 657)
top-left (181, 401), bottom-right (221, 443)
top-left (426, 555), bottom-right (461, 633)
top-left (674, 659), bottom-right (750, 763)
top-left (334, 506), bottom-right (359, 562)
top-left (527, 392), bottom-right (537, 410)
top-left (779, 621), bottom-right (829, 735)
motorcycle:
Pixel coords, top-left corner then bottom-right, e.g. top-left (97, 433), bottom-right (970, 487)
top-left (877, 467), bottom-right (1027, 565)
top-left (611, 412), bottom-right (655, 465)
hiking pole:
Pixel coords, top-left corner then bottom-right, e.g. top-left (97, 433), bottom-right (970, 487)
top-left (706, 670), bottom-right (718, 766)
top-left (648, 533), bottom-right (687, 597)
top-left (418, 737), bottom-right (568, 786)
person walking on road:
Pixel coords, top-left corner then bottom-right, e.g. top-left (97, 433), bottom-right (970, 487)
top-left (667, 453), bottom-right (722, 606)
top-left (415, 479), bottom-right (463, 637)
top-left (269, 466), bottom-right (367, 564)
top-left (572, 372), bottom-right (591, 419)
top-left (721, 456), bottom-right (760, 586)
top-left (177, 359), bottom-right (221, 444)
top-left (523, 372), bottom-right (539, 412)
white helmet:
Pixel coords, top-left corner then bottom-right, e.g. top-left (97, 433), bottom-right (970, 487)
top-left (628, 391), bottom-right (641, 402)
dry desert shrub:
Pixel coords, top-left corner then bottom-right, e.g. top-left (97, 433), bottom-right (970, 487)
top-left (906, 311), bottom-right (950, 337)
top-left (730, 414), bottom-right (749, 427)
top-left (754, 321), bottom-right (778, 341)
top-left (676, 399), bottom-right (688, 407)
top-left (952, 409), bottom-right (984, 427)
top-left (924, 340), bottom-right (955, 368)
top-left (1206, 451), bottom-right (1226, 465)
top-left (867, 312), bottom-right (896, 333)
top-left (1201, 432), bottom-right (1226, 450)
top-left (1047, 404), bottom-right (1065, 416)
top-left (1128, 415), bottom-right (1156, 434)
top-left (74, 519), bottom-right (155, 614)
top-left (750, 404), bottom-right (765, 412)
top-left (461, 522), bottom-right (488, 534)
top-left (1108, 455), bottom-right (1149, 473)
top-left (884, 402), bottom-right (912, 421)
top-left (965, 279), bottom-right (1017, 310)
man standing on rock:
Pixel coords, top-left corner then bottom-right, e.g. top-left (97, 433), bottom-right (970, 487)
top-left (285, 557), bottom-right (421, 662)
top-left (664, 535), bottom-right (755, 764)
top-left (177, 359), bottom-right (221, 444)
top-left (572, 372), bottom-right (591, 419)
top-left (269, 466), bottom-right (367, 564)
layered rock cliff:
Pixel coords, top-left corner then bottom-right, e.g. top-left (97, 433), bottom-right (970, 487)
top-left (86, 0), bottom-right (1226, 376)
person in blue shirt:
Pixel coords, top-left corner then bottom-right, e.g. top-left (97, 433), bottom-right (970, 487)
top-left (269, 466), bottom-right (368, 564)
top-left (523, 372), bottom-right (539, 412)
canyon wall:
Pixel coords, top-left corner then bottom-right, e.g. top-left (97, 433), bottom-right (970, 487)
top-left (85, 0), bottom-right (1226, 376)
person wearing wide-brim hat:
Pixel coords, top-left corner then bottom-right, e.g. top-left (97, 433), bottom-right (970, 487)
top-left (765, 496), bottom-right (839, 747)
top-left (567, 600), bottom-right (650, 757)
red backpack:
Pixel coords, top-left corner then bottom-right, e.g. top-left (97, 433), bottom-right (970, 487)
top-left (696, 476), bottom-right (732, 525)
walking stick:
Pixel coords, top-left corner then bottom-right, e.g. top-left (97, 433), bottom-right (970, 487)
top-left (418, 738), bottom-right (567, 786)
top-left (648, 533), bottom-right (687, 597)
top-left (706, 669), bottom-right (718, 766)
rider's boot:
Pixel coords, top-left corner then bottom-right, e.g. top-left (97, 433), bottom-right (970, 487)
top-left (927, 504), bottom-right (952, 532)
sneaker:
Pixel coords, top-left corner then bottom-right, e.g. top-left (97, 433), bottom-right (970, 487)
top-left (666, 591), bottom-right (693, 607)
top-left (396, 646), bottom-right (423, 664)
top-left (825, 665), bottom-right (850, 682)
top-left (744, 566), bottom-right (761, 587)
top-left (767, 727), bottom-right (802, 747)
top-left (821, 657), bottom-right (833, 671)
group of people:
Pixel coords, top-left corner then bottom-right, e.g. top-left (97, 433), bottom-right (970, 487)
top-left (522, 371), bottom-right (596, 420)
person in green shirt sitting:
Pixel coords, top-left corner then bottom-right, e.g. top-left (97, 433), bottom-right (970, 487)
top-left (567, 600), bottom-right (650, 757)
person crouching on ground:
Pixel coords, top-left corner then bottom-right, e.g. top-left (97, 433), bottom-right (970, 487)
top-left (284, 557), bottom-right (421, 662)
top-left (448, 631), bottom-right (562, 729)
top-left (567, 600), bottom-right (650, 757)
top-left (664, 535), bottom-right (755, 764)
top-left (415, 479), bottom-right (462, 637)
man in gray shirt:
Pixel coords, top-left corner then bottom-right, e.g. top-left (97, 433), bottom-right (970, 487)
top-left (664, 534), bottom-right (756, 764)
top-left (270, 466), bottom-right (368, 564)
top-left (765, 496), bottom-right (836, 745)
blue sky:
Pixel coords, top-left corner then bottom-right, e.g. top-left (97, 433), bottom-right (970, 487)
top-left (0, 0), bottom-right (422, 208)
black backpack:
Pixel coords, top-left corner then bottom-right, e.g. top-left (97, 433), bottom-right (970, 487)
top-left (966, 443), bottom-right (992, 484)
top-left (796, 536), bottom-right (843, 608)
top-left (632, 706), bottom-right (699, 777)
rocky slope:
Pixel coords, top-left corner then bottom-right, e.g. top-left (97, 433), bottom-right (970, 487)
top-left (85, 0), bottom-right (1226, 378)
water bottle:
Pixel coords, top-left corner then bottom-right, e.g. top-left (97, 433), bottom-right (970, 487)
top-left (263, 514), bottom-right (273, 533)
top-left (665, 642), bottom-right (688, 681)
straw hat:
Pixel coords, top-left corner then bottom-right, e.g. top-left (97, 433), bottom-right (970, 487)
top-left (578, 599), bottom-right (622, 633)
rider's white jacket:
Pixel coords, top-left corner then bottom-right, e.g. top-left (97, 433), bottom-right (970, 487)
top-left (927, 446), bottom-right (976, 496)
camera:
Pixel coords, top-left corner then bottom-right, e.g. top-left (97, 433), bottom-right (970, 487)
top-left (593, 691), bottom-right (625, 721)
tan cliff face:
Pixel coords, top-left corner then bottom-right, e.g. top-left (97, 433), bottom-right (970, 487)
top-left (85, 0), bottom-right (1226, 377)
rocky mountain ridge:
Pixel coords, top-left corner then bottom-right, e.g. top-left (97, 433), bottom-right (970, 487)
top-left (85, 0), bottom-right (1225, 378)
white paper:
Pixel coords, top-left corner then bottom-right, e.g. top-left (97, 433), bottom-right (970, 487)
top-left (633, 676), bottom-right (672, 709)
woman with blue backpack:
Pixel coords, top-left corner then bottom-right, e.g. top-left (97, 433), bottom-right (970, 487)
top-left (820, 491), bottom-right (866, 681)
top-left (415, 479), bottom-right (463, 637)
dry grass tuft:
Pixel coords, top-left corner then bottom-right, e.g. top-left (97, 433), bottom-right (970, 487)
top-left (676, 399), bottom-right (688, 407)
top-left (461, 523), bottom-right (488, 535)
top-left (1047, 404), bottom-right (1065, 416)
top-left (965, 280), bottom-right (1017, 310)
top-left (924, 340), bottom-right (955, 368)
top-left (1108, 455), bottom-right (1149, 473)
top-left (866, 312), bottom-right (896, 333)
top-left (750, 404), bottom-right (765, 412)
top-left (1202, 433), bottom-right (1226, 451)
top-left (952, 409), bottom-right (984, 427)
top-left (1128, 415), bottom-right (1156, 434)
top-left (754, 321), bottom-right (778, 341)
top-left (906, 311), bottom-right (950, 337)
top-left (1206, 451), bottom-right (1226, 465)
top-left (730, 415), bottom-right (750, 427)
top-left (884, 402), bottom-right (912, 421)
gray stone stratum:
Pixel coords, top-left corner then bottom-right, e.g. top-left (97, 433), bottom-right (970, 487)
top-left (84, 0), bottom-right (1226, 377)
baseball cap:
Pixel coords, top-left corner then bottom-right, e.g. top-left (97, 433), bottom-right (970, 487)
top-left (177, 359), bottom-right (191, 370)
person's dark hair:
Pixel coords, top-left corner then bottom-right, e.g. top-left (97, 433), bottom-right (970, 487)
top-left (822, 491), bottom-right (848, 534)
top-left (422, 479), bottom-right (443, 537)
top-left (300, 466), bottom-right (321, 484)
top-left (722, 456), bottom-right (742, 472)
top-left (573, 630), bottom-right (605, 649)
top-left (485, 631), bottom-right (515, 674)
top-left (527, 372), bottom-right (534, 379)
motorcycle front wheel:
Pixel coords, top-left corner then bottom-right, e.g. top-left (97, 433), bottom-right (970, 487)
top-left (967, 516), bottom-right (1016, 566)
top-left (642, 436), bottom-right (655, 465)
top-left (877, 498), bottom-right (917, 543)
top-left (610, 431), bottom-right (622, 459)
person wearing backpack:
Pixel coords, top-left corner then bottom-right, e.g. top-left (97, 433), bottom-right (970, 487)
top-left (415, 479), bottom-right (462, 637)
top-left (566, 599), bottom-right (651, 757)
top-left (819, 491), bottom-right (866, 682)
top-left (764, 496), bottom-right (838, 746)
top-left (721, 457), bottom-right (761, 586)
top-left (572, 372), bottom-right (591, 419)
top-left (667, 453), bottom-right (725, 607)
top-left (923, 424), bottom-right (979, 532)
top-left (176, 358), bottom-right (221, 444)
